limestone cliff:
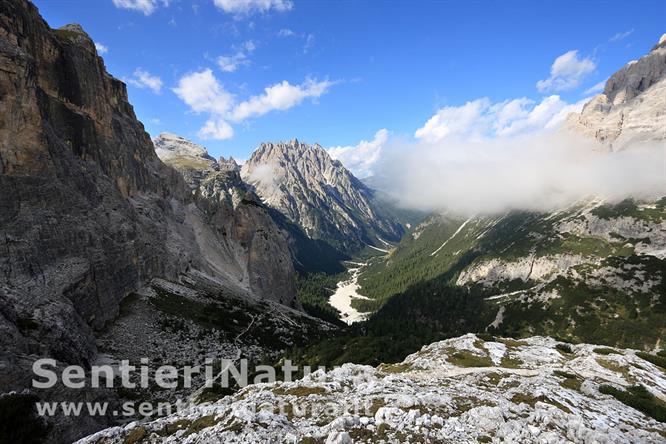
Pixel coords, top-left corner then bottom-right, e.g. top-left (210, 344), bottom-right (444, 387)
top-left (0, 2), bottom-right (299, 440)
top-left (153, 133), bottom-right (297, 305)
top-left (241, 139), bottom-right (403, 253)
top-left (566, 33), bottom-right (666, 150)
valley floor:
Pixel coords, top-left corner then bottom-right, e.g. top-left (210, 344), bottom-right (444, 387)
top-left (327, 262), bottom-right (372, 325)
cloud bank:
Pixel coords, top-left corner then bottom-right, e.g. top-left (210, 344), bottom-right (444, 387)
top-left (328, 129), bottom-right (389, 179)
top-left (373, 132), bottom-right (665, 216)
top-left (332, 95), bottom-right (664, 216)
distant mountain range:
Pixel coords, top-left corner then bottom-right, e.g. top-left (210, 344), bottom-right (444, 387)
top-left (153, 133), bottom-right (406, 275)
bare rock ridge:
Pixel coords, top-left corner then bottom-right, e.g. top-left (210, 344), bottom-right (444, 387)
top-left (153, 133), bottom-right (297, 305)
top-left (241, 139), bottom-right (404, 252)
top-left (566, 33), bottom-right (666, 149)
top-left (0, 1), bottom-right (299, 440)
top-left (79, 334), bottom-right (666, 443)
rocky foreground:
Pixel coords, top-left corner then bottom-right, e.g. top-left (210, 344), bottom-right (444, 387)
top-left (80, 334), bottom-right (666, 443)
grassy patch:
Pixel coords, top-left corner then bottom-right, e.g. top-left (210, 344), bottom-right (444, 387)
top-left (592, 199), bottom-right (665, 223)
top-left (448, 350), bottom-right (493, 367)
top-left (553, 370), bottom-right (581, 391)
top-left (165, 156), bottom-right (214, 171)
top-left (124, 427), bottom-right (148, 444)
top-left (484, 372), bottom-right (507, 386)
top-left (599, 385), bottom-right (666, 422)
top-left (378, 363), bottom-right (413, 374)
top-left (511, 393), bottom-right (571, 413)
top-left (368, 398), bottom-right (387, 415)
top-left (500, 355), bottom-right (523, 369)
top-left (597, 359), bottom-right (633, 381)
top-left (497, 338), bottom-right (527, 348)
top-left (298, 437), bottom-right (325, 444)
top-left (453, 396), bottom-right (496, 414)
top-left (156, 419), bottom-right (191, 437)
top-left (185, 415), bottom-right (218, 435)
top-left (274, 386), bottom-right (327, 397)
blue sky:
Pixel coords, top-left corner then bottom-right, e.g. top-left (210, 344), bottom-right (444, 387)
top-left (35, 0), bottom-right (665, 169)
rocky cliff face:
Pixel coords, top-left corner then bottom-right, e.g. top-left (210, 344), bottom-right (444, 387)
top-left (0, 1), bottom-right (301, 441)
top-left (566, 34), bottom-right (666, 150)
top-left (78, 334), bottom-right (666, 444)
top-left (0, 0), bottom-right (192, 374)
top-left (154, 133), bottom-right (297, 306)
top-left (241, 139), bottom-right (403, 252)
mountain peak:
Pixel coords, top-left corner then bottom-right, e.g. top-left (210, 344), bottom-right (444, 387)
top-left (55, 23), bottom-right (95, 51)
top-left (242, 139), bottom-right (403, 251)
top-left (153, 132), bottom-right (215, 162)
top-left (567, 33), bottom-right (666, 149)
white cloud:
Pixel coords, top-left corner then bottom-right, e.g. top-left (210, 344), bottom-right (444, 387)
top-left (216, 40), bottom-right (256, 72)
top-left (172, 69), bottom-right (234, 115)
top-left (584, 80), bottom-right (607, 95)
top-left (536, 50), bottom-right (596, 92)
top-left (328, 129), bottom-right (389, 178)
top-left (198, 118), bottom-right (234, 140)
top-left (303, 34), bottom-right (315, 53)
top-left (126, 68), bottom-right (163, 93)
top-left (376, 132), bottom-right (665, 216)
top-left (230, 78), bottom-right (334, 122)
top-left (610, 29), bottom-right (634, 42)
top-left (217, 53), bottom-right (249, 72)
top-left (278, 28), bottom-right (296, 37)
top-left (173, 70), bottom-right (334, 140)
top-left (111, 0), bottom-right (168, 15)
top-left (213, 0), bottom-right (293, 16)
top-left (414, 95), bottom-right (588, 143)
top-left (94, 42), bottom-right (108, 54)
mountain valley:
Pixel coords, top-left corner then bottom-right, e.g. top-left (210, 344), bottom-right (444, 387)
top-left (0, 1), bottom-right (664, 443)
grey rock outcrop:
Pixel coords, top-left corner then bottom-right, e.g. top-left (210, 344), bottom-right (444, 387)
top-left (153, 132), bottom-right (218, 189)
top-left (566, 33), bottom-right (666, 149)
top-left (0, 1), bottom-right (299, 440)
top-left (241, 139), bottom-right (403, 252)
top-left (79, 334), bottom-right (666, 444)
top-left (154, 133), bottom-right (298, 305)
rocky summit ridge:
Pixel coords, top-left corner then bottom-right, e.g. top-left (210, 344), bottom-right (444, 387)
top-left (78, 334), bottom-right (666, 444)
top-left (566, 33), bottom-right (666, 150)
top-left (241, 139), bottom-right (403, 252)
